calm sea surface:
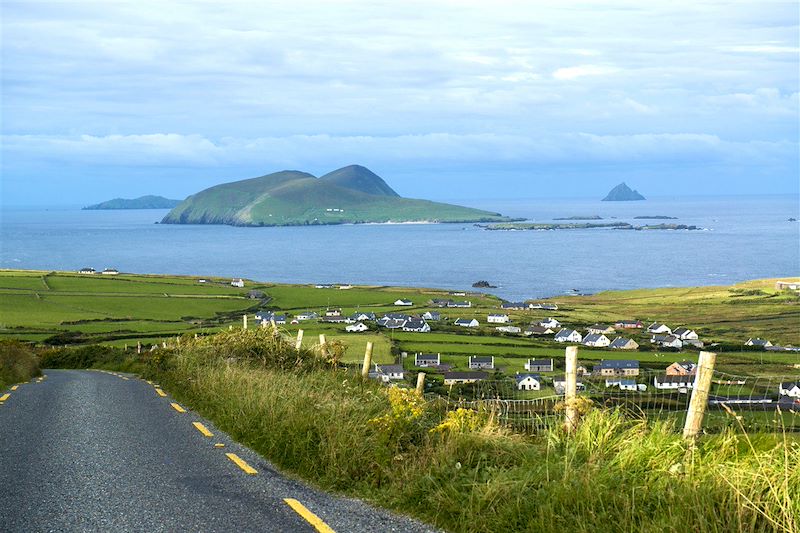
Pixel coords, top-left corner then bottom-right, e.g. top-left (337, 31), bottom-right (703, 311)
top-left (2, 195), bottom-right (798, 301)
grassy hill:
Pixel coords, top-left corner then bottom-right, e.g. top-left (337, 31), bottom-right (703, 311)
top-left (83, 195), bottom-right (181, 209)
top-left (161, 165), bottom-right (513, 226)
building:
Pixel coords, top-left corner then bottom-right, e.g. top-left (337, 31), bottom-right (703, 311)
top-left (350, 312), bottom-right (376, 322)
top-left (345, 322), bottom-right (369, 332)
top-left (374, 364), bottom-right (405, 381)
top-left (615, 320), bottom-right (644, 329)
top-left (295, 311), bottom-right (318, 321)
top-left (553, 377), bottom-right (585, 394)
top-left (775, 281), bottom-right (800, 291)
top-left (647, 323), bottom-right (671, 334)
top-left (582, 333), bottom-right (611, 348)
top-left (654, 375), bottom-right (695, 391)
top-left (605, 378), bottom-right (638, 391)
top-left (595, 360), bottom-right (640, 376)
top-left (496, 325), bottom-right (522, 334)
top-left (666, 361), bottom-right (697, 376)
top-left (102, 268), bottom-right (120, 275)
top-left (524, 326), bottom-right (554, 336)
top-left (609, 337), bottom-right (639, 350)
top-left (394, 299), bottom-right (413, 306)
top-left (448, 301), bottom-right (472, 308)
top-left (78, 267), bottom-right (96, 274)
top-left (443, 371), bottom-right (488, 385)
top-left (651, 335), bottom-right (683, 349)
top-left (515, 373), bottom-right (542, 391)
top-left (501, 302), bottom-right (527, 310)
top-left (422, 311), bottom-right (441, 321)
top-left (554, 328), bottom-right (582, 343)
top-left (402, 318), bottom-right (430, 333)
top-left (468, 356), bottom-right (494, 370)
top-left (454, 318), bottom-right (479, 328)
top-left (779, 382), bottom-right (800, 397)
top-left (415, 353), bottom-right (441, 367)
top-left (587, 324), bottom-right (615, 335)
top-left (745, 338), bottom-right (773, 348)
top-left (487, 314), bottom-right (510, 324)
top-left (430, 299), bottom-right (453, 307)
top-left (325, 308), bottom-right (342, 317)
top-left (672, 327), bottom-right (699, 340)
top-left (539, 318), bottom-right (561, 329)
top-left (524, 358), bottom-right (553, 372)
top-left (528, 302), bottom-right (558, 311)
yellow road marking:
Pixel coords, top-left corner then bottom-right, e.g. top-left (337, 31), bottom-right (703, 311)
top-left (192, 422), bottom-right (213, 437)
top-left (214, 443), bottom-right (225, 448)
top-left (170, 402), bottom-right (186, 413)
top-left (284, 499), bottom-right (336, 533)
top-left (155, 388), bottom-right (167, 397)
top-left (11, 385), bottom-right (19, 391)
top-left (0, 394), bottom-right (9, 402)
top-left (225, 453), bottom-right (258, 475)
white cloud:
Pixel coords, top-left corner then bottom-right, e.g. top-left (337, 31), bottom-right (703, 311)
top-left (552, 65), bottom-right (620, 80)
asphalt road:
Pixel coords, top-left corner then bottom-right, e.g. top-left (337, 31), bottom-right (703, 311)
top-left (0, 370), bottom-right (436, 532)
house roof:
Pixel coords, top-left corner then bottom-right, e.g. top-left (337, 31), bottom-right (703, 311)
top-left (515, 373), bottom-right (541, 384)
top-left (746, 338), bottom-right (770, 345)
top-left (526, 358), bottom-right (553, 366)
top-left (470, 356), bottom-right (493, 363)
top-left (583, 333), bottom-right (607, 343)
top-left (376, 364), bottom-right (404, 374)
top-left (454, 318), bottom-right (477, 324)
top-left (403, 318), bottom-right (427, 329)
top-left (609, 337), bottom-right (633, 348)
top-left (780, 382), bottom-right (800, 388)
top-left (416, 353), bottom-right (440, 361)
top-left (444, 371), bottom-right (488, 380)
top-left (598, 360), bottom-right (639, 369)
top-left (525, 326), bottom-right (550, 334)
top-left (655, 375), bottom-right (695, 383)
top-left (555, 328), bottom-right (577, 338)
top-left (672, 327), bottom-right (692, 335)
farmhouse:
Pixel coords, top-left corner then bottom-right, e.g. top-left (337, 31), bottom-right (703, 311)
top-left (325, 308), bottom-right (342, 317)
top-left (615, 320), bottom-right (643, 329)
top-left (672, 327), bottom-right (699, 340)
top-left (345, 322), bottom-right (369, 332)
top-left (501, 302), bottom-right (527, 310)
top-left (605, 378), bottom-right (638, 391)
top-left (402, 318), bottom-right (430, 333)
top-left (654, 374), bottom-right (695, 391)
top-left (444, 371), bottom-right (488, 385)
top-left (394, 299), bottom-right (413, 306)
top-left (553, 377), bottom-right (585, 394)
top-left (78, 267), bottom-right (96, 274)
top-left (422, 311), bottom-right (441, 321)
top-left (469, 356), bottom-right (495, 370)
top-left (350, 312), bottom-right (376, 322)
top-left (745, 338), bottom-right (773, 348)
top-left (524, 325), bottom-right (554, 336)
top-left (320, 316), bottom-right (349, 324)
top-left (525, 358), bottom-right (553, 372)
top-left (496, 325), bottom-right (522, 334)
top-left (415, 353), bottom-right (441, 367)
top-left (379, 318), bottom-right (406, 329)
top-left (587, 324), bottom-right (615, 335)
top-left (430, 299), bottom-right (453, 307)
top-left (647, 323), bottom-right (671, 334)
top-left (529, 302), bottom-right (558, 311)
top-left (609, 337), bottom-right (639, 350)
top-left (374, 364), bottom-right (405, 381)
top-left (539, 318), bottom-right (561, 329)
top-left (779, 382), bottom-right (800, 397)
top-left (487, 314), bottom-right (510, 324)
top-left (776, 281), bottom-right (800, 290)
top-left (554, 328), bottom-right (582, 343)
top-left (583, 333), bottom-right (611, 348)
top-left (448, 301), bottom-right (473, 308)
top-left (651, 335), bottom-right (683, 349)
top-left (516, 373), bottom-right (542, 391)
top-left (595, 360), bottom-right (640, 377)
top-left (666, 361), bottom-right (696, 376)
top-left (454, 318), bottom-right (479, 328)
top-left (102, 268), bottom-right (120, 275)
top-left (295, 311), bottom-right (318, 321)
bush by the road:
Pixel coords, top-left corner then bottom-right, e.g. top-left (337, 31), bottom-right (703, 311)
top-left (0, 340), bottom-right (41, 389)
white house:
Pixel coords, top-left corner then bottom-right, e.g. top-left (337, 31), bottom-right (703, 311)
top-left (454, 318), bottom-right (479, 328)
top-left (553, 377), bottom-right (585, 394)
top-left (651, 335), bottom-right (683, 349)
top-left (443, 371), bottom-right (487, 385)
top-left (78, 267), bottom-right (96, 274)
top-left (647, 323), bottom-right (672, 334)
top-left (350, 312), bottom-right (376, 322)
top-left (605, 378), bottom-right (638, 391)
top-left (745, 338), bottom-right (773, 348)
top-left (394, 299), bottom-right (413, 306)
top-left (539, 318), bottom-right (561, 329)
top-left (422, 311), bottom-right (441, 321)
top-left (779, 382), bottom-right (800, 397)
top-left (496, 325), bottom-right (522, 334)
top-left (515, 374), bottom-right (542, 391)
top-left (582, 333), bottom-right (611, 348)
top-left (654, 375), bottom-right (695, 391)
top-left (525, 358), bottom-right (553, 372)
top-left (587, 324), bottom-right (615, 335)
top-left (448, 301), bottom-right (472, 308)
top-left (554, 328), bottom-right (582, 343)
top-left (487, 314), bottom-right (510, 324)
top-left (672, 327), bottom-right (699, 340)
top-left (102, 268), bottom-right (120, 275)
top-left (230, 278), bottom-right (244, 287)
top-left (325, 308), bottom-right (342, 317)
top-left (296, 311), bottom-right (319, 321)
top-left (346, 322), bottom-right (369, 332)
top-left (609, 337), bottom-right (639, 350)
top-left (469, 356), bottom-right (494, 370)
top-left (524, 326), bottom-right (554, 336)
top-left (402, 319), bottom-right (430, 333)
top-left (415, 353), bottom-right (441, 367)
top-left (374, 364), bottom-right (404, 381)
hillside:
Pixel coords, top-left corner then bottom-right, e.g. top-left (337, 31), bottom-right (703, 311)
top-left (602, 183), bottom-right (646, 201)
top-left (161, 165), bottom-right (513, 226)
top-left (83, 195), bottom-right (181, 210)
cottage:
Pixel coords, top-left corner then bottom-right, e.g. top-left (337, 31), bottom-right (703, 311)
top-left (350, 312), bottom-right (376, 322)
top-left (415, 353), bottom-right (441, 367)
top-left (554, 328), bottom-right (582, 343)
top-left (448, 301), bottom-right (473, 308)
top-left (605, 378), bottom-right (638, 391)
top-left (501, 302), bottom-right (527, 310)
top-left (666, 361), bottom-right (697, 376)
top-left (496, 325), bottom-right (522, 334)
top-left (615, 320), bottom-right (644, 329)
top-left (402, 318), bottom-right (431, 333)
top-left (430, 299), bottom-right (453, 308)
top-left (515, 373), bottom-right (542, 391)
top-left (651, 335), bottom-right (683, 349)
top-left (582, 333), bottom-right (611, 348)
top-left (295, 311), bottom-right (318, 321)
top-left (314, 284), bottom-right (333, 289)
top-left (325, 308), bottom-right (342, 317)
top-left (346, 322), bottom-right (369, 333)
top-left (745, 338), bottom-right (773, 348)
top-left (524, 326), bottom-right (554, 336)
top-left (256, 313), bottom-right (286, 325)
top-left (525, 358), bottom-right (554, 372)
top-left (338, 284), bottom-right (352, 290)
top-left (444, 371), bottom-right (488, 385)
top-left (78, 267), bottom-right (96, 274)
top-left (775, 281), bottom-right (800, 291)
top-left (539, 318), bottom-right (561, 328)
top-left (647, 322), bottom-right (671, 334)
top-left (609, 337), bottom-right (639, 350)
top-left (654, 374), bottom-right (695, 391)
top-left (529, 302), bottom-right (559, 311)
top-left (553, 377), bottom-right (585, 394)
top-left (487, 314), bottom-right (510, 324)
top-left (320, 316), bottom-right (350, 324)
top-left (469, 356), bottom-right (495, 370)
top-left (672, 327), bottom-right (699, 340)
top-left (375, 364), bottom-right (405, 381)
top-left (454, 318), bottom-right (479, 328)
top-left (102, 268), bottom-right (120, 276)
top-left (394, 299), bottom-right (413, 306)
top-left (422, 311), bottom-right (441, 321)
top-left (587, 324), bottom-right (615, 335)
top-left (379, 318), bottom-right (406, 329)
top-left (595, 360), bottom-right (640, 376)
top-left (779, 382), bottom-right (800, 398)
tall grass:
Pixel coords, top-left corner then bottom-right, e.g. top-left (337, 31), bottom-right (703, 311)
top-left (0, 339), bottom-right (42, 389)
top-left (132, 329), bottom-right (798, 533)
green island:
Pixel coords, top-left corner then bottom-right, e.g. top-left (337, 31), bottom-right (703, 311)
top-left (160, 165), bottom-right (515, 226)
top-left (83, 195), bottom-right (181, 210)
top-left (2, 270), bottom-right (799, 532)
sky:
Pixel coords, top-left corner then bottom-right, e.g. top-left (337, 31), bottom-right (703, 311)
top-left (1, 0), bottom-right (798, 206)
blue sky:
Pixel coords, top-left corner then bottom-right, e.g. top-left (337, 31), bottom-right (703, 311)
top-left (1, 1), bottom-right (798, 206)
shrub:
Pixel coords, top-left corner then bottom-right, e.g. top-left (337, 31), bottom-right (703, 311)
top-left (0, 339), bottom-right (41, 387)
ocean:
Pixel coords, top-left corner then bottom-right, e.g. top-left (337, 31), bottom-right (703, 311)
top-left (2, 195), bottom-right (798, 301)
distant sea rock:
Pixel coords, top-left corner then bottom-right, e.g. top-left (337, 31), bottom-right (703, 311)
top-left (84, 195), bottom-right (181, 210)
top-left (602, 183), bottom-right (646, 202)
top-left (634, 215), bottom-right (677, 220)
top-left (472, 280), bottom-right (497, 288)
top-left (553, 215), bottom-right (603, 220)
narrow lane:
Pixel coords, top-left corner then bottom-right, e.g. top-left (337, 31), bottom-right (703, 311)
top-left (0, 370), bottom-right (435, 532)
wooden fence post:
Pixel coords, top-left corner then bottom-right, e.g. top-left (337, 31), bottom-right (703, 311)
top-left (564, 345), bottom-right (579, 433)
top-left (295, 329), bottom-right (304, 351)
top-left (270, 318), bottom-right (278, 337)
top-left (319, 334), bottom-right (327, 358)
top-left (242, 314), bottom-right (248, 329)
top-left (361, 341), bottom-right (374, 379)
top-left (683, 351), bottom-right (717, 441)
top-left (416, 372), bottom-right (426, 395)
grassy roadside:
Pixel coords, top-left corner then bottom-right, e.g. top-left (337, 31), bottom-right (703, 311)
top-left (0, 340), bottom-right (42, 390)
top-left (122, 329), bottom-right (798, 533)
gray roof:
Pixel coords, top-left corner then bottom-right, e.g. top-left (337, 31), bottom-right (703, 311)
top-left (609, 337), bottom-right (634, 348)
top-left (376, 364), bottom-right (404, 374)
top-left (444, 371), bottom-right (488, 380)
top-left (672, 327), bottom-right (692, 335)
top-left (416, 353), bottom-right (440, 361)
top-left (515, 373), bottom-right (541, 384)
top-left (470, 356), bottom-right (493, 363)
top-left (583, 333), bottom-right (605, 343)
top-left (555, 328), bottom-right (577, 338)
top-left (527, 358), bottom-right (553, 366)
top-left (598, 360), bottom-right (639, 369)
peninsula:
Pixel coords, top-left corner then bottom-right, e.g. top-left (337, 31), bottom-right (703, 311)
top-left (161, 165), bottom-right (514, 226)
top-left (602, 183), bottom-right (645, 201)
top-left (84, 195), bottom-right (181, 210)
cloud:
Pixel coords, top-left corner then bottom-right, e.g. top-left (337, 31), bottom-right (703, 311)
top-left (552, 65), bottom-right (620, 80)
